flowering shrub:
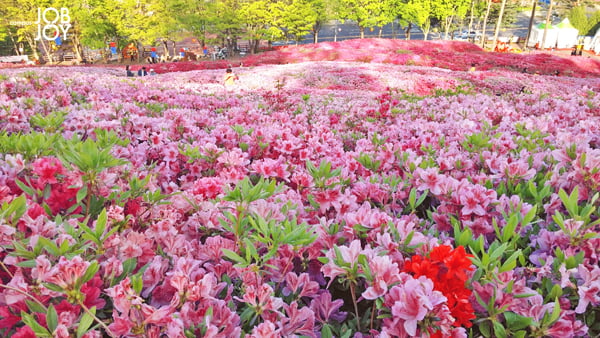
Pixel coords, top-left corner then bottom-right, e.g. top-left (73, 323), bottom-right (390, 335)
top-left (1, 39), bottom-right (600, 337)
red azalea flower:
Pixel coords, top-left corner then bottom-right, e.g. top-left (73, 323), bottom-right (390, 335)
top-left (404, 245), bottom-right (476, 328)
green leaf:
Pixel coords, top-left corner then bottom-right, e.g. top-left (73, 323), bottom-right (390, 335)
top-left (95, 208), bottom-right (107, 237)
top-left (37, 237), bottom-right (59, 256)
top-left (547, 284), bottom-right (563, 301)
top-left (493, 320), bottom-right (507, 338)
top-left (43, 282), bottom-right (64, 292)
top-left (513, 331), bottom-right (527, 338)
top-left (549, 298), bottom-right (561, 324)
top-left (79, 261), bottom-right (99, 286)
top-left (504, 311), bottom-right (533, 331)
top-left (25, 299), bottom-right (47, 313)
top-left (408, 188), bottom-right (417, 209)
top-left (132, 275), bottom-right (143, 295)
top-left (16, 259), bottom-right (37, 268)
top-left (317, 257), bottom-right (329, 264)
top-left (1, 195), bottom-right (27, 225)
top-left (499, 250), bottom-right (522, 272)
top-left (244, 239), bottom-right (259, 262)
top-left (321, 324), bottom-right (333, 338)
top-left (522, 204), bottom-right (537, 226)
top-left (46, 304), bottom-right (58, 333)
top-left (21, 311), bottom-right (51, 337)
top-left (480, 320), bottom-right (492, 337)
top-left (76, 184), bottom-right (88, 204)
top-left (15, 179), bottom-right (36, 197)
top-left (122, 257), bottom-right (137, 275)
top-left (76, 306), bottom-right (96, 338)
top-left (221, 249), bottom-right (246, 265)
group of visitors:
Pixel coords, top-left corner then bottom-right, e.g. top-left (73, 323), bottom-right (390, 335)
top-left (125, 64), bottom-right (240, 90)
top-left (125, 65), bottom-right (157, 77)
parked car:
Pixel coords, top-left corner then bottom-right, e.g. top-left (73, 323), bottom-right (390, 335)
top-left (458, 30), bottom-right (481, 40)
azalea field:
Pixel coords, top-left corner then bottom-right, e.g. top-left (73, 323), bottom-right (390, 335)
top-left (1, 39), bottom-right (600, 337)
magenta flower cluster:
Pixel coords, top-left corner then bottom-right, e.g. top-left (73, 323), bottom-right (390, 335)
top-left (1, 39), bottom-right (600, 337)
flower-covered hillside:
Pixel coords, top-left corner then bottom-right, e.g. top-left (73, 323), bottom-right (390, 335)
top-left (146, 38), bottom-right (600, 78)
top-left (5, 38), bottom-right (599, 78)
top-left (0, 57), bottom-right (600, 337)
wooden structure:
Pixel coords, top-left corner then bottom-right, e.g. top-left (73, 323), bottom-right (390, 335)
top-left (122, 43), bottom-right (138, 61)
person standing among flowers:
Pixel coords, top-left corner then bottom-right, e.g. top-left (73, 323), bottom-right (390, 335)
top-left (223, 68), bottom-right (238, 87)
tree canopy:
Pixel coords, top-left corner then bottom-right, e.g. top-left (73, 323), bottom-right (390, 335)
top-left (1, 0), bottom-right (598, 59)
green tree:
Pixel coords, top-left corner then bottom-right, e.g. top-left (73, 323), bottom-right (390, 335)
top-left (0, 0), bottom-right (49, 62)
top-left (337, 0), bottom-right (393, 38)
top-left (271, 0), bottom-right (317, 44)
top-left (590, 11), bottom-right (600, 35)
top-left (73, 0), bottom-right (119, 51)
top-left (568, 6), bottom-right (600, 35)
top-left (239, 0), bottom-right (276, 53)
top-left (399, 0), bottom-right (435, 40)
top-left (569, 6), bottom-right (588, 33)
top-left (307, 0), bottom-right (332, 43)
top-left (374, 0), bottom-right (398, 37)
top-left (433, 0), bottom-right (471, 39)
top-left (212, 0), bottom-right (244, 51)
top-left (107, 0), bottom-right (170, 60)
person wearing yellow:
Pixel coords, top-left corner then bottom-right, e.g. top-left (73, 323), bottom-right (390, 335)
top-left (223, 68), bottom-right (238, 86)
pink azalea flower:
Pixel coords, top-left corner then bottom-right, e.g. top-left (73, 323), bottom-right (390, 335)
top-left (385, 274), bottom-right (447, 336)
top-left (321, 240), bottom-right (363, 283)
top-left (44, 256), bottom-right (90, 290)
top-left (3, 269), bottom-right (28, 305)
top-left (280, 302), bottom-right (316, 337)
top-left (246, 320), bottom-right (280, 338)
top-left (415, 167), bottom-right (444, 195)
top-left (575, 265), bottom-right (600, 314)
top-left (362, 255), bottom-right (400, 300)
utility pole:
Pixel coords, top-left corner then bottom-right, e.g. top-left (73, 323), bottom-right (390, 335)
top-left (524, 0), bottom-right (537, 48)
top-left (492, 0), bottom-right (508, 52)
top-left (481, 0), bottom-right (492, 48)
top-left (540, 0), bottom-right (554, 50)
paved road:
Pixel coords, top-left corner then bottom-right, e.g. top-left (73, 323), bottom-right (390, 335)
top-left (279, 11), bottom-right (537, 46)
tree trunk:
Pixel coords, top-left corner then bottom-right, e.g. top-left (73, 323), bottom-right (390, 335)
top-left (252, 39), bottom-right (260, 54)
top-left (162, 39), bottom-right (170, 58)
top-left (540, 0), bottom-right (553, 50)
top-left (8, 30), bottom-right (20, 55)
top-left (481, 0), bottom-right (492, 48)
top-left (359, 26), bottom-right (365, 39)
top-left (137, 41), bottom-right (143, 62)
top-left (72, 28), bottom-right (83, 62)
top-left (38, 37), bottom-right (53, 63)
top-left (25, 35), bottom-right (40, 62)
top-left (444, 16), bottom-right (454, 40)
top-left (524, 0), bottom-right (536, 48)
top-left (378, 27), bottom-right (383, 38)
top-left (492, 0), bottom-right (508, 52)
top-left (468, 0), bottom-right (475, 35)
top-left (313, 22), bottom-right (321, 43)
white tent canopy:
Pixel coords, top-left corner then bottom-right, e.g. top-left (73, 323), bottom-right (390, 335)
top-left (527, 23), bottom-right (558, 49)
top-left (555, 18), bottom-right (579, 49)
top-left (591, 28), bottom-right (600, 55)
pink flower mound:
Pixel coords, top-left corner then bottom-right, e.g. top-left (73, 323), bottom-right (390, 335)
top-left (9, 38), bottom-right (599, 77)
top-left (0, 62), bottom-right (34, 70)
top-left (1, 54), bottom-right (600, 337)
